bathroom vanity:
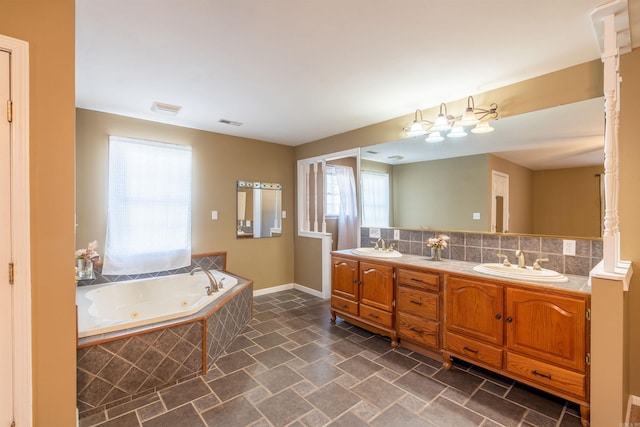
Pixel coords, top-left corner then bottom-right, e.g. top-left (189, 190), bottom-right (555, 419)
top-left (330, 250), bottom-right (591, 427)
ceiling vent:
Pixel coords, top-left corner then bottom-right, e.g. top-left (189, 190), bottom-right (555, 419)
top-left (218, 119), bottom-right (243, 126)
top-left (151, 102), bottom-right (181, 116)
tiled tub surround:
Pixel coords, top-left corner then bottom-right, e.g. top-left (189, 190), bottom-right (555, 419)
top-left (76, 253), bottom-right (226, 287)
top-left (77, 275), bottom-right (253, 419)
top-left (361, 228), bottom-right (602, 277)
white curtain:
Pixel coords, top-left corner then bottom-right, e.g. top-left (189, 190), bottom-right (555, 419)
top-left (102, 136), bottom-right (192, 275)
top-left (333, 165), bottom-right (359, 250)
top-left (361, 171), bottom-right (390, 227)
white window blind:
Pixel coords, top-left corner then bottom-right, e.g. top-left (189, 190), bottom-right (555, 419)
top-left (361, 170), bottom-right (390, 227)
top-left (102, 136), bottom-right (192, 275)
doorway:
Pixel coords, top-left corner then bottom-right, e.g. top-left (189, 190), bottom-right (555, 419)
top-left (491, 170), bottom-right (509, 233)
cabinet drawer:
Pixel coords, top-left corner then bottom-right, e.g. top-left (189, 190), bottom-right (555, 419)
top-left (331, 295), bottom-right (358, 316)
top-left (445, 332), bottom-right (503, 369)
top-left (397, 312), bottom-right (439, 348)
top-left (397, 286), bottom-right (438, 320)
top-left (398, 269), bottom-right (440, 292)
top-left (506, 352), bottom-right (586, 399)
top-left (360, 304), bottom-right (393, 328)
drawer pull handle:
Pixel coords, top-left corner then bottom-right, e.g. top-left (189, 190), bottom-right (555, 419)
top-left (409, 327), bottom-right (422, 334)
top-left (495, 314), bottom-right (502, 320)
top-left (410, 278), bottom-right (424, 283)
top-left (410, 300), bottom-right (423, 306)
top-left (463, 346), bottom-right (478, 354)
top-left (506, 317), bottom-right (513, 323)
top-left (368, 313), bottom-right (380, 319)
top-left (338, 304), bottom-right (347, 308)
top-left (532, 370), bottom-right (552, 380)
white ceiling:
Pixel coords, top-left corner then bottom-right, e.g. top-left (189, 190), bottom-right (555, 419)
top-left (76, 0), bottom-right (635, 148)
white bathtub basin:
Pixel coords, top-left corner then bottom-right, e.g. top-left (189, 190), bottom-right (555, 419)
top-left (351, 247), bottom-right (403, 258)
top-left (473, 263), bottom-right (568, 283)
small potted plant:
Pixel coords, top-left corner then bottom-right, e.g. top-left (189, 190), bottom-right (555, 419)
top-left (426, 235), bottom-right (449, 261)
top-left (75, 240), bottom-right (100, 280)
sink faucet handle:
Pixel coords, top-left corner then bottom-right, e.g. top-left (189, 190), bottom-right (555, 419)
top-left (533, 258), bottom-right (549, 271)
top-left (497, 253), bottom-right (511, 266)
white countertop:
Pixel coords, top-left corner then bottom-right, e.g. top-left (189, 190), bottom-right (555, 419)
top-left (332, 250), bottom-right (591, 294)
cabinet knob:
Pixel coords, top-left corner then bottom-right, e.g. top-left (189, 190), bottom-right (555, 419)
top-left (495, 314), bottom-right (502, 320)
top-left (506, 317), bottom-right (513, 323)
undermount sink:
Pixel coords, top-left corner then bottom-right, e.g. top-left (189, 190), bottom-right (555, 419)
top-left (351, 247), bottom-right (403, 258)
top-left (473, 263), bottom-right (569, 283)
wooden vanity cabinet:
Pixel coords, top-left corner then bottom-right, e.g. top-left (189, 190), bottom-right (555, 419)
top-left (330, 255), bottom-right (398, 347)
top-left (444, 276), bottom-right (504, 369)
top-left (395, 268), bottom-right (441, 357)
top-left (443, 274), bottom-right (591, 426)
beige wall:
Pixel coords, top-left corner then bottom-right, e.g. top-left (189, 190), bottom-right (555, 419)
top-left (532, 165), bottom-right (603, 237)
top-left (392, 155), bottom-right (490, 231)
top-left (619, 47), bottom-right (640, 397)
top-left (1, 1), bottom-right (77, 424)
top-left (76, 109), bottom-right (295, 290)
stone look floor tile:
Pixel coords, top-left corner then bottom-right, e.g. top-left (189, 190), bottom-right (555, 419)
top-left (87, 290), bottom-right (582, 427)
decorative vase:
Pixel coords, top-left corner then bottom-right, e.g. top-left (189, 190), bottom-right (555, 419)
top-left (76, 258), bottom-right (94, 280)
top-left (431, 247), bottom-right (441, 261)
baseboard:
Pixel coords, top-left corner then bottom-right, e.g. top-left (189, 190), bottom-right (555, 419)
top-left (253, 283), bottom-right (327, 299)
top-left (253, 283), bottom-right (294, 296)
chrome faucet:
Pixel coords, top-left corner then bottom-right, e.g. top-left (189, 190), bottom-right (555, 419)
top-left (515, 250), bottom-right (526, 269)
top-left (190, 267), bottom-right (219, 294)
top-left (372, 237), bottom-right (386, 251)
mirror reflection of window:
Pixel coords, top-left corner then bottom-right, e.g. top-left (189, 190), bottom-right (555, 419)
top-left (361, 170), bottom-right (390, 227)
top-left (325, 166), bottom-right (340, 217)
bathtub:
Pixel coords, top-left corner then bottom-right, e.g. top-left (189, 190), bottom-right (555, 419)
top-left (76, 269), bottom-right (238, 338)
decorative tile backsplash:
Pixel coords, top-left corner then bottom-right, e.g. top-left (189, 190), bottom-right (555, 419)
top-left (361, 227), bottom-right (602, 277)
top-left (76, 254), bottom-right (226, 287)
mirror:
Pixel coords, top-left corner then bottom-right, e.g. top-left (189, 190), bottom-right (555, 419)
top-left (237, 181), bottom-right (282, 238)
top-left (360, 97), bottom-right (605, 238)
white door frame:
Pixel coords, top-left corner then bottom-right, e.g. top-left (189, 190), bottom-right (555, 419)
top-left (1, 33), bottom-right (32, 426)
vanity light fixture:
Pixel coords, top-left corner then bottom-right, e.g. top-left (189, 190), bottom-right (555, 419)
top-left (425, 132), bottom-right (444, 143)
top-left (447, 126), bottom-right (468, 138)
top-left (404, 96), bottom-right (499, 140)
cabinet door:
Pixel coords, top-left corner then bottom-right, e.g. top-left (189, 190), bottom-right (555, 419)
top-left (505, 287), bottom-right (586, 372)
top-left (445, 276), bottom-right (504, 346)
top-left (331, 257), bottom-right (359, 301)
top-left (359, 262), bottom-right (394, 312)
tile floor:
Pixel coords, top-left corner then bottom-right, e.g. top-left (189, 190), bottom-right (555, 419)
top-left (80, 289), bottom-right (585, 427)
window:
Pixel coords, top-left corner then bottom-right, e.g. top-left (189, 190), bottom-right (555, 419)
top-left (361, 170), bottom-right (390, 227)
top-left (325, 165), bottom-right (340, 217)
top-left (102, 136), bottom-right (192, 275)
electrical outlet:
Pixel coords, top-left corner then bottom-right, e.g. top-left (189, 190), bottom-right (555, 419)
top-left (281, 210), bottom-right (287, 219)
top-left (563, 239), bottom-right (576, 256)
top-left (369, 228), bottom-right (381, 238)
top-left (393, 229), bottom-right (400, 240)
top-left (211, 210), bottom-right (218, 220)
top-left (473, 212), bottom-right (481, 220)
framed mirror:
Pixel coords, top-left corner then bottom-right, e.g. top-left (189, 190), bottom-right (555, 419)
top-left (237, 180), bottom-right (282, 238)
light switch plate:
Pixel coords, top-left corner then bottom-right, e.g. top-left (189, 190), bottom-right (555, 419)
top-left (282, 210), bottom-right (287, 219)
top-left (393, 229), bottom-right (400, 240)
top-left (211, 210), bottom-right (218, 220)
top-left (563, 239), bottom-right (576, 256)
top-left (369, 228), bottom-right (381, 238)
